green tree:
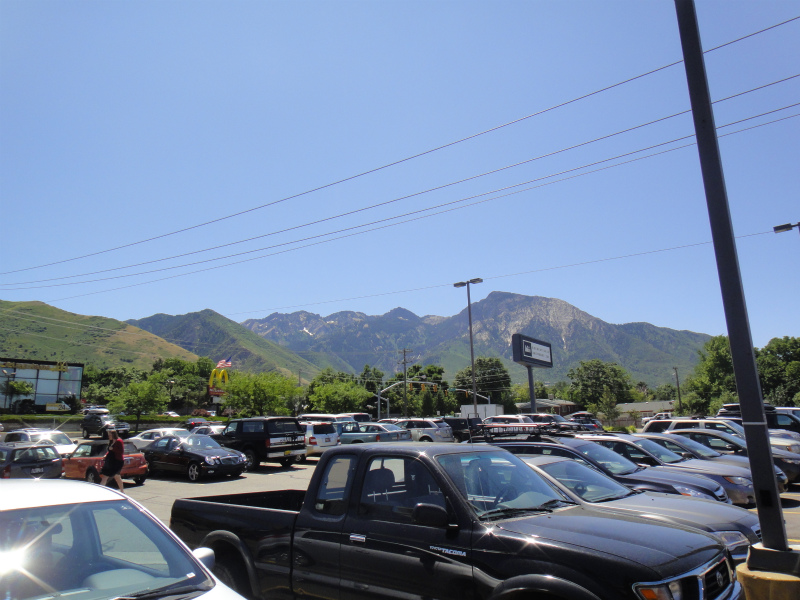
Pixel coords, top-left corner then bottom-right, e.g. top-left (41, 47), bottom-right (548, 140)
top-left (308, 380), bottom-right (373, 414)
top-left (2, 380), bottom-right (36, 413)
top-left (567, 359), bottom-right (632, 407)
top-left (108, 372), bottom-right (170, 432)
top-left (587, 389), bottom-right (620, 426)
top-left (222, 371), bottom-right (297, 417)
top-left (454, 357), bottom-right (513, 414)
top-left (684, 336), bottom-right (737, 406)
top-left (357, 365), bottom-right (385, 395)
top-left (652, 383), bottom-right (677, 402)
top-left (756, 337), bottom-right (800, 402)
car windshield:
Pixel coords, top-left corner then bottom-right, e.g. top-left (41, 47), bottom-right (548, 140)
top-left (574, 441), bottom-right (640, 475)
top-left (533, 459), bottom-right (633, 502)
top-left (669, 436), bottom-right (721, 458)
top-left (32, 432), bottom-right (72, 446)
top-left (436, 450), bottom-right (573, 520)
top-left (380, 424), bottom-right (402, 431)
top-left (181, 435), bottom-right (223, 450)
top-left (631, 438), bottom-right (684, 464)
top-left (0, 499), bottom-right (212, 600)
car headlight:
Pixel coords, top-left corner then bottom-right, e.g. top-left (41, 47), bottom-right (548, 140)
top-left (673, 485), bottom-right (714, 501)
top-left (635, 580), bottom-right (683, 600)
top-left (714, 530), bottom-right (750, 551)
top-left (204, 456), bottom-right (219, 465)
top-left (783, 459), bottom-right (800, 465)
top-left (786, 445), bottom-right (800, 454)
top-left (723, 476), bottom-right (752, 486)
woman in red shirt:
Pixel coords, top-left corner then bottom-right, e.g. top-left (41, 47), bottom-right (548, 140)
top-left (100, 428), bottom-right (125, 491)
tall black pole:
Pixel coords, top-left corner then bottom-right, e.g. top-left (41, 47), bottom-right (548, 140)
top-left (527, 366), bottom-right (536, 414)
top-left (674, 0), bottom-right (788, 552)
top-left (466, 282), bottom-right (478, 416)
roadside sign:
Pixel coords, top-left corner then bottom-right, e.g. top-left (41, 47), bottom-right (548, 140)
top-left (512, 334), bottom-right (552, 368)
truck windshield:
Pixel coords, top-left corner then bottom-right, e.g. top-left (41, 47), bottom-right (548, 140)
top-left (435, 450), bottom-right (570, 519)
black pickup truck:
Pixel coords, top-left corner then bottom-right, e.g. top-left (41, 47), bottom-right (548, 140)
top-left (170, 443), bottom-right (741, 600)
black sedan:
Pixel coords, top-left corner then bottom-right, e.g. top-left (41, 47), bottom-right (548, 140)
top-left (143, 434), bottom-right (247, 481)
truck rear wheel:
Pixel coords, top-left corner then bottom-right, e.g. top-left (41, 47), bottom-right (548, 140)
top-left (214, 557), bottom-right (251, 599)
top-left (279, 456), bottom-right (296, 468)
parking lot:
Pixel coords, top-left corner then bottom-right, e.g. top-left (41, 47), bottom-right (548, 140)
top-left (125, 456), bottom-right (800, 544)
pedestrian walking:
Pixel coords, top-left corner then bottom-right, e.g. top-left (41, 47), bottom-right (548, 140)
top-left (100, 428), bottom-right (125, 492)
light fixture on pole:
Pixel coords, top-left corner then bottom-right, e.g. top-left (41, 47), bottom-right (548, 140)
top-left (773, 222), bottom-right (799, 235)
top-left (454, 278), bottom-right (483, 417)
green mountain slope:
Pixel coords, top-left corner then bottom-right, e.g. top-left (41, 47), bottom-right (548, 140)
top-left (0, 300), bottom-right (198, 370)
top-left (126, 309), bottom-right (321, 382)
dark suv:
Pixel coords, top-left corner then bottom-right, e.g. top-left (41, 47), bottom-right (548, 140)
top-left (211, 416), bottom-right (306, 470)
top-left (441, 417), bottom-right (484, 442)
top-left (80, 412), bottom-right (130, 439)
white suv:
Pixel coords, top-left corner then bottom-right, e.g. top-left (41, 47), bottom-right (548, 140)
top-left (301, 421), bottom-right (339, 458)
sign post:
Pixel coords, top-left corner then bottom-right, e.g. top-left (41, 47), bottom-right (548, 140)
top-left (511, 334), bottom-right (553, 414)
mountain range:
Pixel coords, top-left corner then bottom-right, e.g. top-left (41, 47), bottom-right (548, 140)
top-left (1, 292), bottom-right (712, 386)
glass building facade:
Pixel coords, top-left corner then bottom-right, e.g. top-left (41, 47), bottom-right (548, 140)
top-left (1, 358), bottom-right (84, 412)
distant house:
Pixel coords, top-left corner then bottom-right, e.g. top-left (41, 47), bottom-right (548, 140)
top-left (515, 398), bottom-right (578, 416)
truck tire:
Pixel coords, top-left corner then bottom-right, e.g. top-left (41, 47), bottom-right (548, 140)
top-left (419, 436), bottom-right (433, 442)
top-left (214, 557), bottom-right (251, 599)
top-left (243, 449), bottom-right (259, 471)
top-left (279, 456), bottom-right (296, 468)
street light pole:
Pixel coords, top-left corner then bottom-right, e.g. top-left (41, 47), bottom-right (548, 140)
top-left (454, 278), bottom-right (483, 417)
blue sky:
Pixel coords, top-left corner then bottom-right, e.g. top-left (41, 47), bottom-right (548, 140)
top-left (2, 1), bottom-right (798, 349)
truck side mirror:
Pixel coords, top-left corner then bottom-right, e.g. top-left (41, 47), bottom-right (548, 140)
top-left (412, 503), bottom-right (450, 528)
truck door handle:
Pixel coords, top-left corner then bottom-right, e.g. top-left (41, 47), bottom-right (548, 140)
top-left (350, 534), bottom-right (366, 543)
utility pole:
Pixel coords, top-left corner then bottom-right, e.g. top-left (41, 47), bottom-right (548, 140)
top-left (672, 367), bottom-right (683, 413)
top-left (675, 0), bottom-right (789, 561)
top-left (399, 349), bottom-right (413, 417)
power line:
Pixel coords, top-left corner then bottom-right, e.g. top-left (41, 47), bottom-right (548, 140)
top-left (1, 229), bottom-right (774, 345)
top-left (3, 16), bottom-right (796, 277)
top-left (4, 97), bottom-right (798, 292)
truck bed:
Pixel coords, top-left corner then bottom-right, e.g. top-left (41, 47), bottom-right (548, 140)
top-left (170, 489), bottom-right (306, 551)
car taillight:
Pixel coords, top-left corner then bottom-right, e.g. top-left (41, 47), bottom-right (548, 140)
top-left (264, 438), bottom-right (271, 448)
top-left (309, 436), bottom-right (317, 446)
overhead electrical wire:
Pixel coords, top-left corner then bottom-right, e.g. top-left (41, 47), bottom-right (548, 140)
top-left (2, 15), bottom-right (797, 278)
top-left (2, 73), bottom-right (797, 289)
top-left (3, 103), bottom-right (797, 293)
top-left (0, 228), bottom-right (773, 350)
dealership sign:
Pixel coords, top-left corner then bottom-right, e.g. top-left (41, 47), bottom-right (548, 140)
top-left (511, 334), bottom-right (553, 369)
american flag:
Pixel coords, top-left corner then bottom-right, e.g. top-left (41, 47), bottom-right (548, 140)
top-left (216, 357), bottom-right (232, 368)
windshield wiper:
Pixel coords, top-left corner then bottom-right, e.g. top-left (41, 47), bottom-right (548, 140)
top-left (480, 499), bottom-right (575, 519)
top-left (113, 584), bottom-right (210, 600)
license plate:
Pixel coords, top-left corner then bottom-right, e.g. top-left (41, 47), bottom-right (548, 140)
top-left (323, 438), bottom-right (330, 443)
top-left (31, 467), bottom-right (44, 474)
top-left (284, 450), bottom-right (291, 455)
